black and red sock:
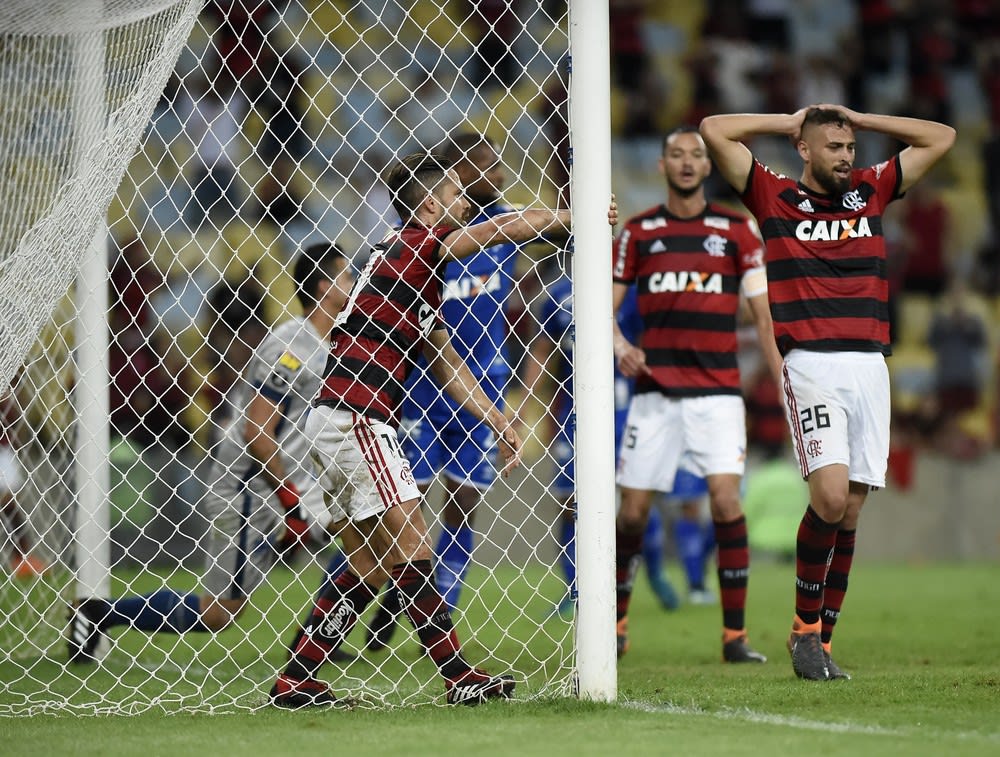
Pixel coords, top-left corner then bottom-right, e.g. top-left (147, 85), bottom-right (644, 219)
top-left (615, 527), bottom-right (643, 622)
top-left (714, 516), bottom-right (749, 632)
top-left (393, 559), bottom-right (470, 684)
top-left (284, 570), bottom-right (377, 681)
top-left (821, 527), bottom-right (856, 645)
top-left (794, 505), bottom-right (839, 625)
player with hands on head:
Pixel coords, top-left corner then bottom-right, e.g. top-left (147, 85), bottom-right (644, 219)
top-left (67, 241), bottom-right (354, 662)
top-left (700, 104), bottom-right (955, 680)
top-left (270, 152), bottom-right (616, 708)
top-left (611, 126), bottom-right (783, 664)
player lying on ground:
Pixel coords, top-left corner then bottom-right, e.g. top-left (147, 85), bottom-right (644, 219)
top-left (67, 242), bottom-right (354, 662)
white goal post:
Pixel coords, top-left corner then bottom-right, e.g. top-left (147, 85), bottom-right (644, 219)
top-left (0, 0), bottom-right (616, 714)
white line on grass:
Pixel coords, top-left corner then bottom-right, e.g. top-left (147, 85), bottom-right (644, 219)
top-left (623, 700), bottom-right (1000, 743)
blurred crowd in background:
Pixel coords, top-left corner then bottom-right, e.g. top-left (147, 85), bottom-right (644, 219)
top-left (5, 0), bottom-right (1000, 563)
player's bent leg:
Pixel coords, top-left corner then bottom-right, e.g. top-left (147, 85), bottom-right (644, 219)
top-left (819, 482), bottom-right (867, 679)
top-left (376, 499), bottom-right (514, 703)
top-left (787, 464), bottom-right (851, 680)
top-left (274, 536), bottom-right (381, 709)
top-left (286, 521), bottom-right (379, 663)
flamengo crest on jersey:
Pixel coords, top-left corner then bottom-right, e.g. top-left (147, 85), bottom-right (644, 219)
top-left (612, 202), bottom-right (764, 397)
top-left (316, 224), bottom-right (450, 423)
top-left (740, 156), bottom-right (902, 356)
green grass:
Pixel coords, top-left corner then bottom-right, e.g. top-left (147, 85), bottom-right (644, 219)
top-left (2, 561), bottom-right (999, 756)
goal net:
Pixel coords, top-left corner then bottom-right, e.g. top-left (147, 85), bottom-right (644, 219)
top-left (0, 0), bottom-right (614, 715)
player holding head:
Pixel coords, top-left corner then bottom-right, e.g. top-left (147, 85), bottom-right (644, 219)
top-left (67, 241), bottom-right (354, 661)
top-left (700, 105), bottom-right (955, 679)
top-left (270, 152), bottom-right (617, 708)
top-left (612, 126), bottom-right (783, 664)
top-left (365, 133), bottom-right (520, 650)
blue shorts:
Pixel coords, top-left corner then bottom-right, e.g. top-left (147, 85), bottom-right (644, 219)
top-left (669, 467), bottom-right (709, 499)
top-left (399, 414), bottom-right (499, 490)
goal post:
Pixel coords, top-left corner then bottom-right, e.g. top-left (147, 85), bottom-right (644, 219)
top-left (568, 0), bottom-right (617, 703)
top-left (0, 0), bottom-right (618, 715)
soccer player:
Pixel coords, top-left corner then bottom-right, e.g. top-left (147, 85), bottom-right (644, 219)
top-left (269, 153), bottom-right (617, 708)
top-left (612, 126), bottom-right (783, 664)
top-left (364, 133), bottom-right (521, 650)
top-left (67, 242), bottom-right (354, 661)
top-left (700, 105), bottom-right (955, 680)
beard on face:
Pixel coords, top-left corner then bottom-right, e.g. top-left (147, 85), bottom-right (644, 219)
top-left (813, 163), bottom-right (851, 195)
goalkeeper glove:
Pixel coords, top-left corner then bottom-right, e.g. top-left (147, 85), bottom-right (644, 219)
top-left (275, 481), bottom-right (310, 557)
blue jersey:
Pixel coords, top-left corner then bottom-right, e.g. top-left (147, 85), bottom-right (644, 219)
top-left (614, 286), bottom-right (642, 452)
top-left (402, 201), bottom-right (519, 424)
top-left (538, 275), bottom-right (575, 431)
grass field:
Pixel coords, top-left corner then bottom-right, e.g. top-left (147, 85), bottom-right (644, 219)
top-left (2, 560), bottom-right (999, 756)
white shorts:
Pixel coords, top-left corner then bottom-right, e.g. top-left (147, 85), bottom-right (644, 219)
top-left (305, 405), bottom-right (421, 524)
top-left (616, 393), bottom-right (746, 493)
top-left (781, 350), bottom-right (889, 488)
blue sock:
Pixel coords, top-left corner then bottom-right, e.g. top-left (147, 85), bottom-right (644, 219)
top-left (558, 517), bottom-right (576, 597)
top-left (314, 550), bottom-right (349, 600)
top-left (107, 589), bottom-right (206, 633)
top-left (675, 519), bottom-right (706, 590)
top-left (434, 524), bottom-right (474, 610)
top-left (643, 508), bottom-right (665, 580)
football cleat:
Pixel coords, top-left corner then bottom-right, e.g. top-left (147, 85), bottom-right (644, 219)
top-left (787, 618), bottom-right (828, 681)
top-left (269, 675), bottom-right (353, 710)
top-left (722, 632), bottom-right (767, 663)
top-left (446, 669), bottom-right (515, 706)
top-left (824, 651), bottom-right (851, 680)
top-left (67, 599), bottom-right (108, 664)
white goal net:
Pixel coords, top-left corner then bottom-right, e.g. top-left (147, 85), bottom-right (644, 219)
top-left (0, 0), bottom-right (615, 715)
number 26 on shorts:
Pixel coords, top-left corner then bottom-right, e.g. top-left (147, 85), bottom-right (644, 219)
top-left (799, 404), bottom-right (830, 434)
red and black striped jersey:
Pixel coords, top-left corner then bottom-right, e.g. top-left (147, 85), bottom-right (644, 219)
top-left (740, 156), bottom-right (903, 356)
top-left (315, 224), bottom-right (450, 423)
top-left (612, 202), bottom-right (764, 396)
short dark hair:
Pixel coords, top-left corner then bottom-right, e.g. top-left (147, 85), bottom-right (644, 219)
top-left (662, 125), bottom-right (701, 155)
top-left (443, 132), bottom-right (496, 166)
top-left (383, 152), bottom-right (452, 219)
top-left (802, 107), bottom-right (851, 134)
top-left (293, 241), bottom-right (346, 310)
